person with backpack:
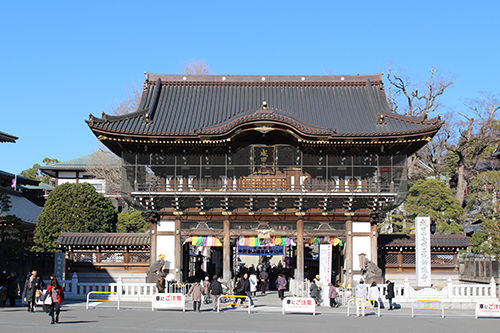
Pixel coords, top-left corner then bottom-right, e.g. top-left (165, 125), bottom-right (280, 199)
top-left (234, 276), bottom-right (245, 306)
top-left (47, 276), bottom-right (64, 324)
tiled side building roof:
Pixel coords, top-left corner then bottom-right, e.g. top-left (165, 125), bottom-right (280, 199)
top-left (378, 234), bottom-right (472, 249)
top-left (87, 74), bottom-right (442, 143)
top-left (55, 232), bottom-right (150, 246)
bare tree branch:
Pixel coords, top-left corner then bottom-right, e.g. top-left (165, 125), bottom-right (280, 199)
top-left (180, 59), bottom-right (213, 75)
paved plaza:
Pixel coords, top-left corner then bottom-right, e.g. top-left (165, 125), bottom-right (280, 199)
top-left (1, 292), bottom-right (498, 333)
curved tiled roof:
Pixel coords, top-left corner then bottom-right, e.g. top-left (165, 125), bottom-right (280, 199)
top-left (55, 232), bottom-right (150, 246)
top-left (378, 234), bottom-right (472, 248)
top-left (0, 130), bottom-right (18, 143)
top-left (87, 74), bottom-right (442, 139)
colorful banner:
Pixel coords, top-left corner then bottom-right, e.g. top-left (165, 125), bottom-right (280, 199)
top-left (307, 236), bottom-right (343, 246)
top-left (183, 236), bottom-right (222, 247)
top-left (238, 246), bottom-right (284, 256)
top-left (236, 236), bottom-right (296, 247)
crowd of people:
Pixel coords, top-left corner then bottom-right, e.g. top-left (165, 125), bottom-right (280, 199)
top-left (0, 270), bottom-right (64, 324)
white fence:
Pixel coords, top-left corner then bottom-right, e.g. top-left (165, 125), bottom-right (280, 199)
top-left (52, 274), bottom-right (498, 308)
top-left (46, 274), bottom-right (193, 301)
top-left (289, 276), bottom-right (498, 309)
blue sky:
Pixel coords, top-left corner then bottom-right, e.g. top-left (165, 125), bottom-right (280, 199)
top-left (1, 1), bottom-right (499, 174)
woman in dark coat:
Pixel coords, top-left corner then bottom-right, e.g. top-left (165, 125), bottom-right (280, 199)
top-left (6, 272), bottom-right (19, 307)
top-left (24, 273), bottom-right (39, 312)
top-left (385, 280), bottom-right (395, 310)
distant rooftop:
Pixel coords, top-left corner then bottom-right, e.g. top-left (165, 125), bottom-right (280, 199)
top-left (39, 150), bottom-right (120, 177)
top-left (0, 130), bottom-right (18, 143)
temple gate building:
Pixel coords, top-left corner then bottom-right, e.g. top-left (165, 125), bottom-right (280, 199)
top-left (86, 73), bottom-right (442, 285)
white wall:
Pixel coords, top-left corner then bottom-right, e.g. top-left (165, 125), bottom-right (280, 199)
top-left (352, 236), bottom-right (371, 271)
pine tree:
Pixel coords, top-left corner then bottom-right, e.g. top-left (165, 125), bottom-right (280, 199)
top-left (33, 183), bottom-right (117, 251)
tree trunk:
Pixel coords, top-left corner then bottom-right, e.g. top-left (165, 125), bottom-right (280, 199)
top-left (455, 165), bottom-right (466, 207)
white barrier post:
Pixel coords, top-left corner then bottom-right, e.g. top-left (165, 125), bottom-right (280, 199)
top-left (490, 277), bottom-right (497, 298)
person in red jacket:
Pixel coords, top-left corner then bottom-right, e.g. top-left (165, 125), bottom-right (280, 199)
top-left (47, 276), bottom-right (64, 324)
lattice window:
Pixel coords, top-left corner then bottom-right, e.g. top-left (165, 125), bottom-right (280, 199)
top-left (101, 252), bottom-right (125, 263)
top-left (129, 253), bottom-right (150, 263)
top-left (431, 254), bottom-right (454, 265)
top-left (73, 252), bottom-right (96, 263)
top-left (384, 253), bottom-right (398, 264)
top-left (401, 253), bottom-right (415, 265)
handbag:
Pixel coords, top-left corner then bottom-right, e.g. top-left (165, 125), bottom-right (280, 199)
top-left (35, 289), bottom-right (42, 298)
top-left (44, 293), bottom-right (53, 305)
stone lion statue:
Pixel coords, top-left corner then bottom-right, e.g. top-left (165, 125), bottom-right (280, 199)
top-left (146, 259), bottom-right (165, 283)
top-left (363, 259), bottom-right (383, 285)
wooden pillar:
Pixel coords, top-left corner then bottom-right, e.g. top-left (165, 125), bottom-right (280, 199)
top-left (174, 217), bottom-right (181, 282)
top-left (296, 218), bottom-right (304, 281)
top-left (346, 218), bottom-right (353, 287)
top-left (371, 223), bottom-right (378, 266)
top-left (150, 222), bottom-right (157, 265)
top-left (223, 218), bottom-right (231, 282)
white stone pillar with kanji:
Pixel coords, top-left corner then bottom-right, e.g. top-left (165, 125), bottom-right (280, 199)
top-left (415, 217), bottom-right (431, 287)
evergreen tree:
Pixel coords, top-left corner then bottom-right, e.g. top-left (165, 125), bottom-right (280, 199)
top-left (405, 179), bottom-right (464, 234)
top-left (33, 183), bottom-right (117, 251)
top-left (117, 210), bottom-right (149, 233)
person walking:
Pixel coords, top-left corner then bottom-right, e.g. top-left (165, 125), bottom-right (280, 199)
top-left (249, 272), bottom-right (257, 297)
top-left (368, 281), bottom-right (380, 308)
top-left (328, 283), bottom-right (338, 308)
top-left (24, 273), bottom-right (38, 312)
top-left (209, 275), bottom-right (223, 311)
top-left (385, 280), bottom-right (395, 310)
top-left (203, 276), bottom-right (211, 304)
top-left (259, 268), bottom-right (268, 295)
top-left (310, 280), bottom-right (319, 306)
top-left (275, 273), bottom-right (287, 301)
top-left (243, 273), bottom-right (255, 308)
top-left (234, 276), bottom-right (245, 305)
top-left (47, 277), bottom-right (64, 324)
top-left (187, 281), bottom-right (204, 312)
top-left (355, 279), bottom-right (368, 317)
top-left (30, 271), bottom-right (45, 306)
top-left (6, 272), bottom-right (19, 307)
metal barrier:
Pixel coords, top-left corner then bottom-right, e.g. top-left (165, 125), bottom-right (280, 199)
top-left (346, 298), bottom-right (380, 317)
top-left (411, 300), bottom-right (444, 318)
top-left (217, 295), bottom-right (252, 314)
top-left (86, 291), bottom-right (120, 310)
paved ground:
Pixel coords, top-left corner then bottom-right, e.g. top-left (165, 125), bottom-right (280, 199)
top-left (1, 292), bottom-right (499, 333)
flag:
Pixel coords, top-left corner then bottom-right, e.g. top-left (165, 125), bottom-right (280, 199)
top-left (11, 175), bottom-right (17, 189)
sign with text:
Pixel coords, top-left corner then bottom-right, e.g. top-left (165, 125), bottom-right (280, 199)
top-left (319, 244), bottom-right (332, 285)
top-left (252, 145), bottom-right (276, 175)
top-left (476, 302), bottom-right (500, 319)
top-left (152, 293), bottom-right (185, 311)
top-left (415, 217), bottom-right (431, 287)
top-left (282, 297), bottom-right (316, 315)
top-left (238, 246), bottom-right (284, 256)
